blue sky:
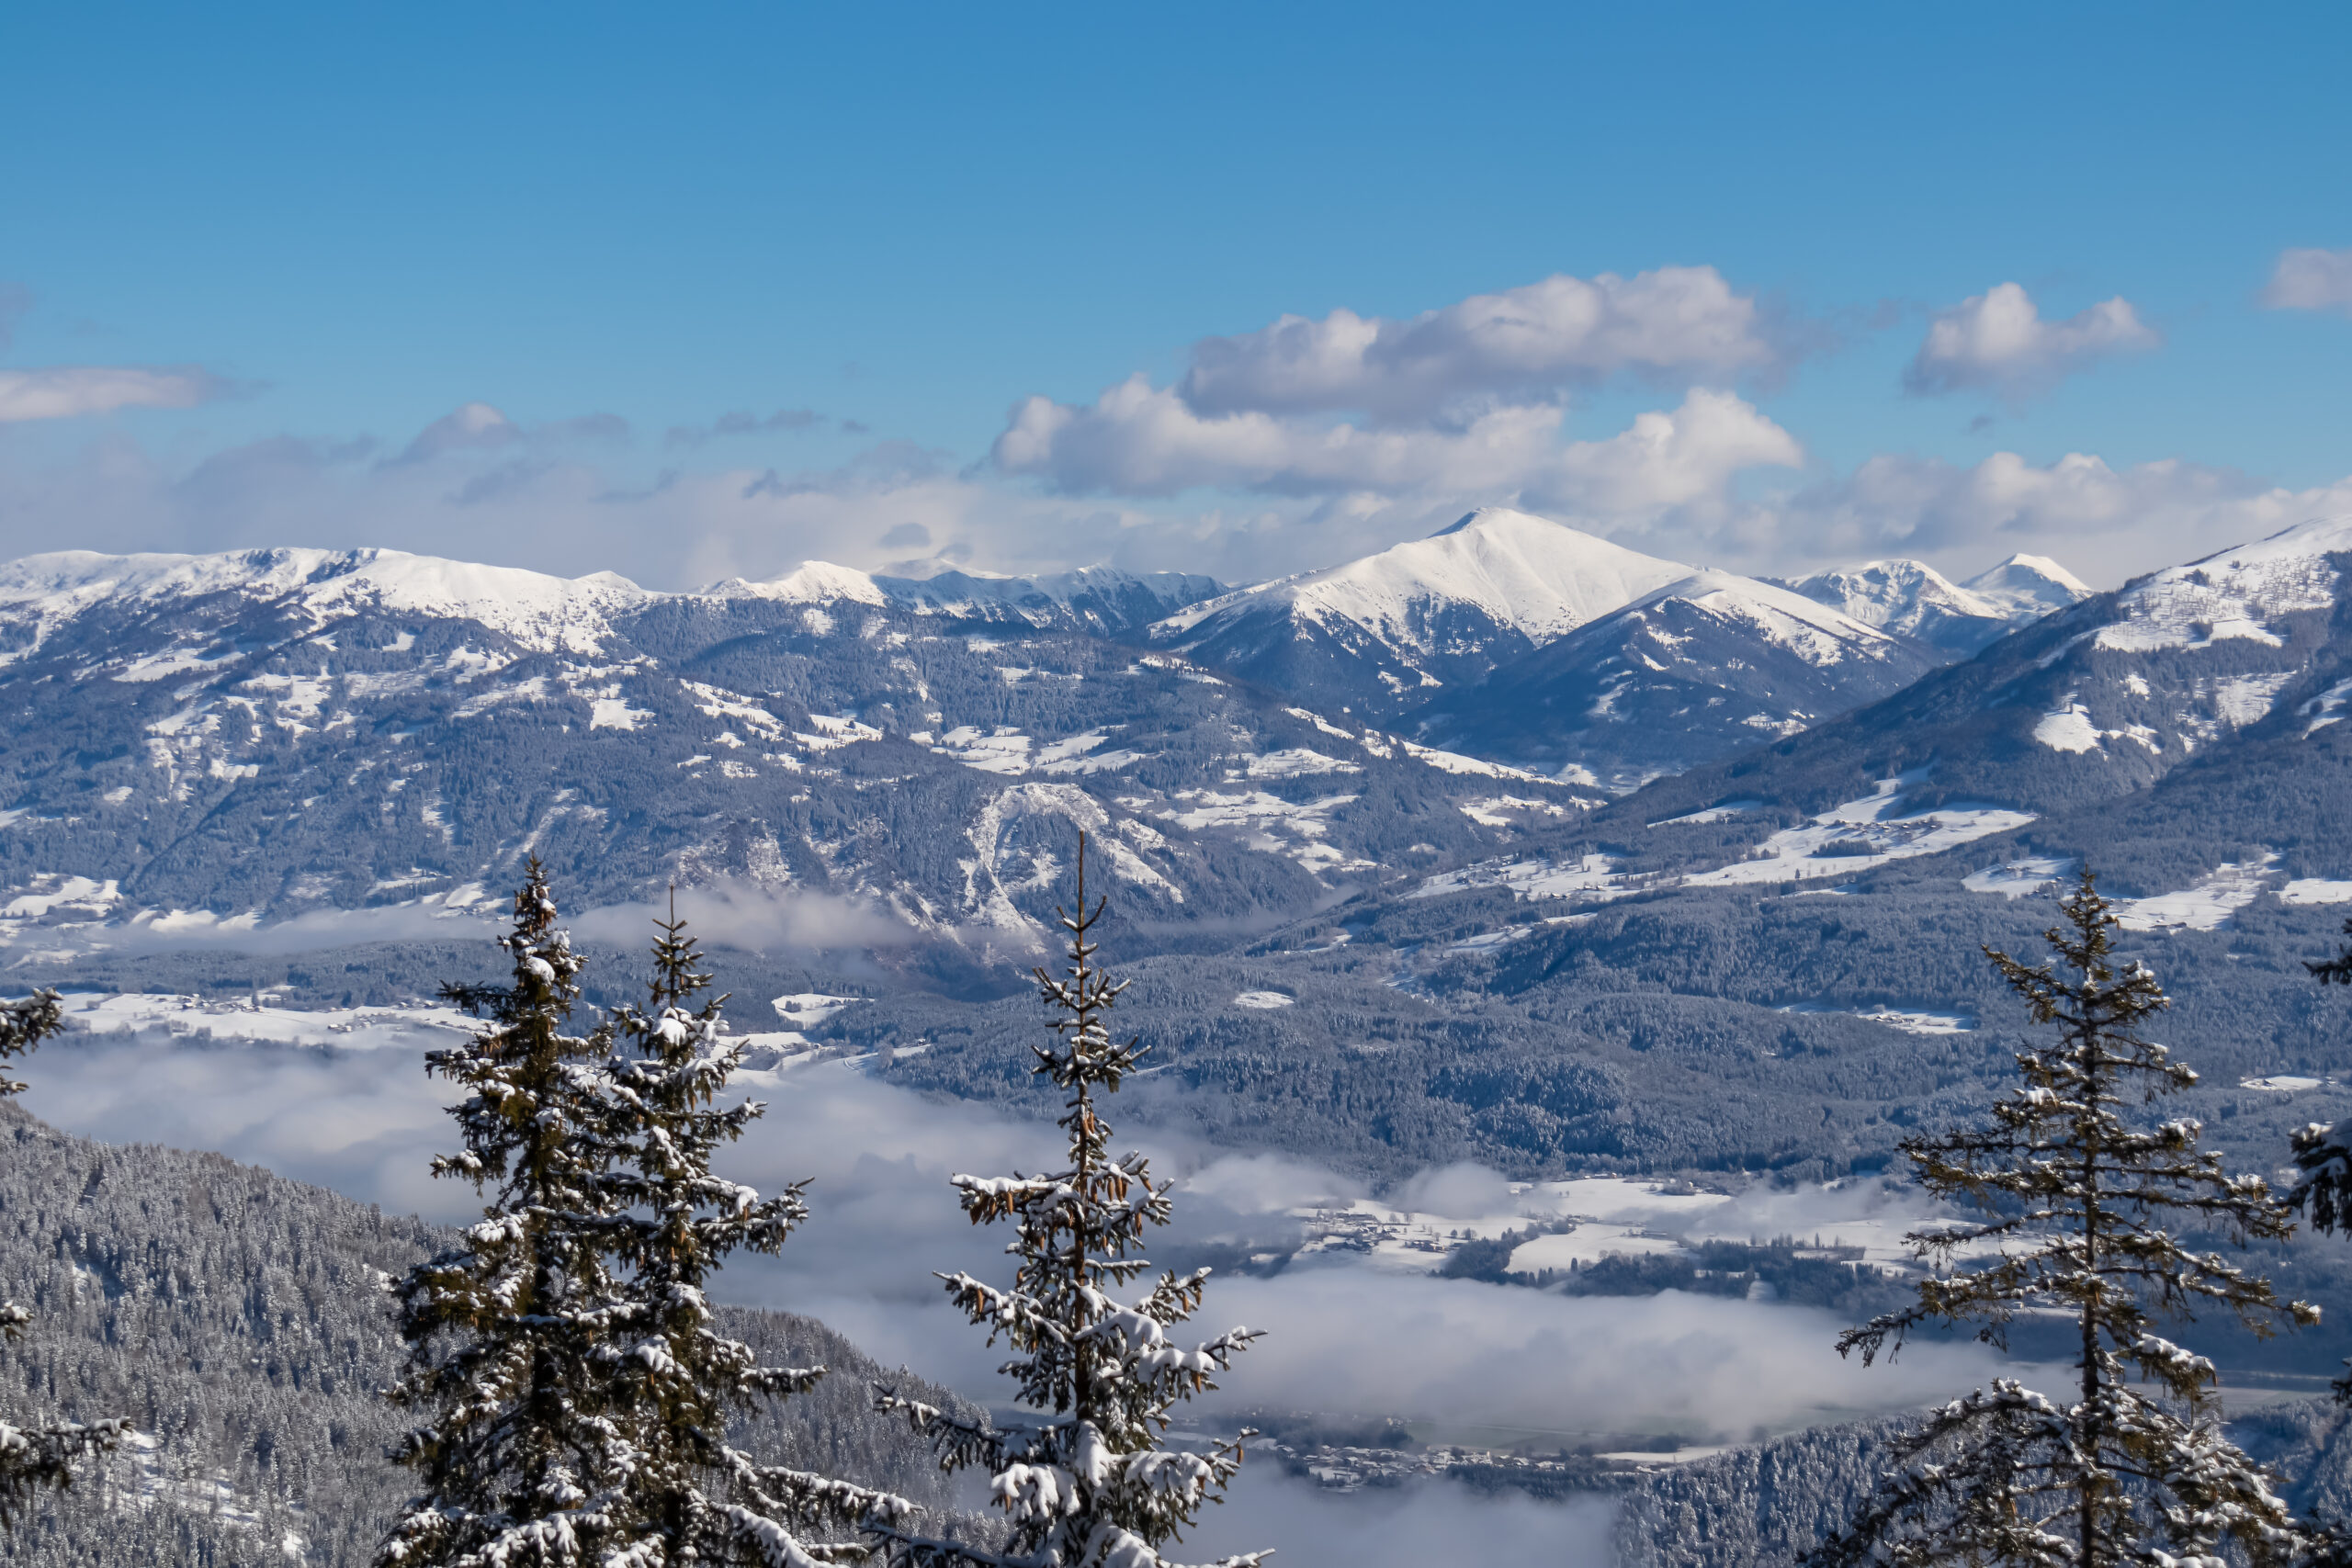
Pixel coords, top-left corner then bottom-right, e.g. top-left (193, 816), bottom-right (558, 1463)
top-left (4, 1), bottom-right (2349, 589)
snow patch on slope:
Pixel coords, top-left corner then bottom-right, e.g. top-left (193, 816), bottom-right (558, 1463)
top-left (2096, 515), bottom-right (2352, 653)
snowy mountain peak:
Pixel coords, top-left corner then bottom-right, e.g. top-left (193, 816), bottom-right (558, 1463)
top-left (718, 559), bottom-right (891, 607)
top-left (1155, 506), bottom-right (1691, 650)
top-left (1960, 553), bottom-right (2093, 619)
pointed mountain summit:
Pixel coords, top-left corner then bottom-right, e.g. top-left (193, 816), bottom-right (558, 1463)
top-left (1148, 507), bottom-right (1696, 717)
top-left (1962, 552), bottom-right (2093, 620)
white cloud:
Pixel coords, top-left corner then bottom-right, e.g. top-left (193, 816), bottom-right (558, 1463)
top-left (994, 382), bottom-right (1800, 515)
top-left (1177, 266), bottom-right (1785, 421)
top-left (0, 365), bottom-right (226, 423)
top-left (21, 1031), bottom-right (2012, 1449)
top-left (2262, 247), bottom-right (2352, 315)
top-left (1904, 282), bottom-right (2159, 399)
top-left (394, 400), bottom-right (522, 462)
top-left (1741, 448), bottom-right (2352, 588)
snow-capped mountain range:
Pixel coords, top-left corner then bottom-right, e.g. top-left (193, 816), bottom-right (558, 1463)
top-left (0, 511), bottom-right (2107, 964)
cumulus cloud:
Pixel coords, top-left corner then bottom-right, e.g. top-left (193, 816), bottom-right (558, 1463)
top-left (1177, 266), bottom-right (1786, 421)
top-left (1739, 448), bottom-right (2352, 588)
top-left (2263, 247), bottom-right (2352, 315)
top-left (987, 268), bottom-right (1806, 519)
top-left (1904, 282), bottom-right (2159, 399)
top-left (0, 365), bottom-right (230, 423)
top-left (995, 382), bottom-right (1801, 517)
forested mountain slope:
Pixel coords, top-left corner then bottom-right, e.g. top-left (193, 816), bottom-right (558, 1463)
top-left (1415, 570), bottom-right (1944, 786)
top-left (0, 1102), bottom-right (979, 1566)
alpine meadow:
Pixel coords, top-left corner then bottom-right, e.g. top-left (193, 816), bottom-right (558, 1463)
top-left (12, 6), bottom-right (2352, 1566)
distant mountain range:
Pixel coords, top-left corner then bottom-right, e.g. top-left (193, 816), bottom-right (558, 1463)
top-left (0, 511), bottom-right (2115, 973)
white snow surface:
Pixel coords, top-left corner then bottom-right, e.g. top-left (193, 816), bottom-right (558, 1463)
top-left (2281, 879), bottom-right (2352, 905)
top-left (1231, 991), bottom-right (1295, 1010)
top-left (1682, 777), bottom-right (2033, 887)
top-left (63, 991), bottom-right (475, 1050)
top-left (1963, 857), bottom-right (2075, 898)
top-left (1959, 553), bottom-right (2093, 619)
top-left (1152, 507), bottom-right (1695, 652)
top-left (2114, 853), bottom-right (2281, 932)
top-left (1780, 558), bottom-right (2013, 639)
top-left (710, 559), bottom-right (890, 606)
top-left (2301, 678), bottom-right (2352, 735)
top-left (0, 547), bottom-right (648, 657)
top-left (2033, 705), bottom-right (2106, 753)
top-left (2094, 514), bottom-right (2352, 652)
top-left (1603, 569), bottom-right (1911, 668)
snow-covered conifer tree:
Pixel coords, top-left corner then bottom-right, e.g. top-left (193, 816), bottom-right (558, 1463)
top-left (869, 836), bottom-right (1265, 1568)
top-left (1808, 870), bottom-right (2317, 1568)
top-left (0, 988), bottom-right (126, 1527)
top-left (593, 896), bottom-right (914, 1563)
top-left (379, 862), bottom-right (639, 1566)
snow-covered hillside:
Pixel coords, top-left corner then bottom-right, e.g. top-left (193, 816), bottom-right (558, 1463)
top-left (1602, 513), bottom-right (2352, 903)
top-left (1418, 569), bottom-right (1942, 786)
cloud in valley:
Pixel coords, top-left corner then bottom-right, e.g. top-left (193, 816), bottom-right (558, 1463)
top-left (1903, 282), bottom-right (2159, 400)
top-left (17, 1029), bottom-right (2013, 1448)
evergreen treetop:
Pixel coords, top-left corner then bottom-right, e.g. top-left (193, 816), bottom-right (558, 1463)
top-left (1808, 870), bottom-right (2316, 1568)
top-left (594, 894), bottom-right (915, 1564)
top-left (380, 859), bottom-right (637, 1567)
top-left (872, 836), bottom-right (1265, 1568)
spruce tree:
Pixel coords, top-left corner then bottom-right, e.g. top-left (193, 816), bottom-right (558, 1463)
top-left (1807, 871), bottom-right (2316, 1568)
top-left (379, 862), bottom-right (639, 1566)
top-left (593, 897), bottom-right (915, 1562)
top-left (869, 836), bottom-right (1265, 1568)
top-left (0, 988), bottom-right (127, 1528)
